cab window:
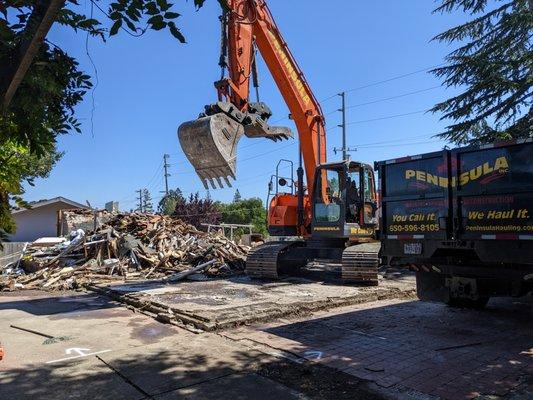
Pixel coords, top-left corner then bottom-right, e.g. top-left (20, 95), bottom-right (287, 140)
top-left (315, 169), bottom-right (341, 222)
top-left (363, 168), bottom-right (376, 201)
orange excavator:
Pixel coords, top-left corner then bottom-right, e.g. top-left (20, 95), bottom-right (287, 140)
top-left (178, 0), bottom-right (380, 283)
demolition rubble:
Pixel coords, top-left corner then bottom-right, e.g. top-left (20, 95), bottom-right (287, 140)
top-left (0, 210), bottom-right (250, 291)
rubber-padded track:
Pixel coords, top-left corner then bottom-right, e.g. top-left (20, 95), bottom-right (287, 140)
top-left (246, 241), bottom-right (295, 279)
top-left (341, 242), bottom-right (381, 285)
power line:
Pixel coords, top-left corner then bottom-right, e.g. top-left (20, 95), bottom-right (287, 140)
top-left (356, 139), bottom-right (443, 149)
top-left (321, 64), bottom-right (443, 102)
top-left (345, 86), bottom-right (441, 110)
top-left (173, 140), bottom-right (298, 176)
top-left (352, 133), bottom-right (435, 147)
top-left (145, 160), bottom-right (164, 190)
top-left (346, 109), bottom-right (427, 125)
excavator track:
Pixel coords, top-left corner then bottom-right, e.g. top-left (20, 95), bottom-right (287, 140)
top-left (341, 242), bottom-right (381, 285)
top-left (246, 241), bottom-right (298, 279)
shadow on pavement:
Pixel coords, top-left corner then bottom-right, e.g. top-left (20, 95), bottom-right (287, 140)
top-left (0, 346), bottom-right (385, 400)
top-left (263, 298), bottom-right (532, 399)
top-left (0, 291), bottom-right (118, 316)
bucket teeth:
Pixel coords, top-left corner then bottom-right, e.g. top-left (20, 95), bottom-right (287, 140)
top-left (178, 110), bottom-right (292, 190)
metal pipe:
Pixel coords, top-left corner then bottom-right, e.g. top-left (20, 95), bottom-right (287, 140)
top-left (317, 122), bottom-right (321, 165)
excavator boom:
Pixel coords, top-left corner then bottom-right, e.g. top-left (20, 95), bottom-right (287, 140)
top-left (178, 0), bottom-right (326, 194)
top-left (178, 0), bottom-right (380, 283)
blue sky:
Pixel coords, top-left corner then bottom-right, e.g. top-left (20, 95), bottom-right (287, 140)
top-left (24, 0), bottom-right (469, 210)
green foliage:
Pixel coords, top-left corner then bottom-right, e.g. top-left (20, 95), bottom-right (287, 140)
top-left (431, 0), bottom-right (532, 145)
top-left (1, 0), bottom-right (203, 151)
top-left (158, 188), bottom-right (184, 215)
top-left (0, 0), bottom-right (204, 240)
top-left (218, 197), bottom-right (267, 236)
top-left (0, 42), bottom-right (90, 155)
top-left (0, 141), bottom-right (62, 239)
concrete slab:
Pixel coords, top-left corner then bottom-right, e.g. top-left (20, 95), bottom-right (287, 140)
top-left (0, 291), bottom-right (309, 400)
top-left (92, 274), bottom-right (415, 331)
top-left (97, 333), bottom-right (270, 396)
top-left (154, 373), bottom-right (303, 400)
top-left (0, 291), bottom-right (183, 369)
top-left (0, 356), bottom-right (144, 400)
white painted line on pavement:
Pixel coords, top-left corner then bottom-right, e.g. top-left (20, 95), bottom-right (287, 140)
top-left (46, 349), bottom-right (112, 364)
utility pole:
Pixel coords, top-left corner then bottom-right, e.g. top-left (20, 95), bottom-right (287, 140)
top-left (163, 154), bottom-right (170, 195)
top-left (338, 92), bottom-right (347, 161)
top-left (334, 91), bottom-right (357, 160)
top-left (135, 189), bottom-right (143, 212)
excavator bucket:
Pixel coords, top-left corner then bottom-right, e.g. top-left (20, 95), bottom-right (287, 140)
top-left (178, 113), bottom-right (244, 189)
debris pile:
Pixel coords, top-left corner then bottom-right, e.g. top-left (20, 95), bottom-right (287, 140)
top-left (1, 211), bottom-right (250, 291)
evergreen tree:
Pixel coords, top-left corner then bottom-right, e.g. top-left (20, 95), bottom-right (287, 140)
top-left (431, 0), bottom-right (532, 145)
top-left (233, 189), bottom-right (242, 203)
top-left (142, 189), bottom-right (153, 213)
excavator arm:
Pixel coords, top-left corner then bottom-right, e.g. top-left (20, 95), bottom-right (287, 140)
top-left (178, 0), bottom-right (326, 197)
top-left (179, 0), bottom-right (381, 281)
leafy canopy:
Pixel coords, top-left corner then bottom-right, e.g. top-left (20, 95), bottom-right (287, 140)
top-left (158, 188), bottom-right (185, 215)
top-left (219, 197), bottom-right (267, 236)
top-left (431, 0), bottom-right (532, 145)
top-left (1, 0), bottom-right (196, 154)
top-left (0, 141), bottom-right (61, 237)
top-left (0, 0), bottom-right (201, 240)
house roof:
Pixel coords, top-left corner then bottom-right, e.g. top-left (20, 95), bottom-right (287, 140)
top-left (12, 197), bottom-right (90, 214)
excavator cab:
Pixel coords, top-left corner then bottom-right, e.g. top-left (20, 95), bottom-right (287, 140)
top-left (312, 160), bottom-right (378, 240)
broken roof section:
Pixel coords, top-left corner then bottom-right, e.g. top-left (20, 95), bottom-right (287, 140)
top-left (12, 197), bottom-right (89, 214)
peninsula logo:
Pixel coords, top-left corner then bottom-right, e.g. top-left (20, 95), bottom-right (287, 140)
top-left (405, 156), bottom-right (509, 188)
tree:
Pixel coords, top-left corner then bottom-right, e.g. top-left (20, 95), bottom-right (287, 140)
top-left (0, 0), bottom-right (204, 240)
top-left (431, 0), bottom-right (532, 145)
top-left (158, 188), bottom-right (184, 215)
top-left (233, 189), bottom-right (242, 203)
top-left (219, 197), bottom-right (267, 237)
top-left (142, 188), bottom-right (153, 213)
top-left (0, 141), bottom-right (62, 242)
top-left (1, 0), bottom-right (194, 153)
top-left (173, 192), bottom-right (221, 229)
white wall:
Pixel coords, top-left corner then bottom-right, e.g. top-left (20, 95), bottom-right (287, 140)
top-left (10, 202), bottom-right (82, 242)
